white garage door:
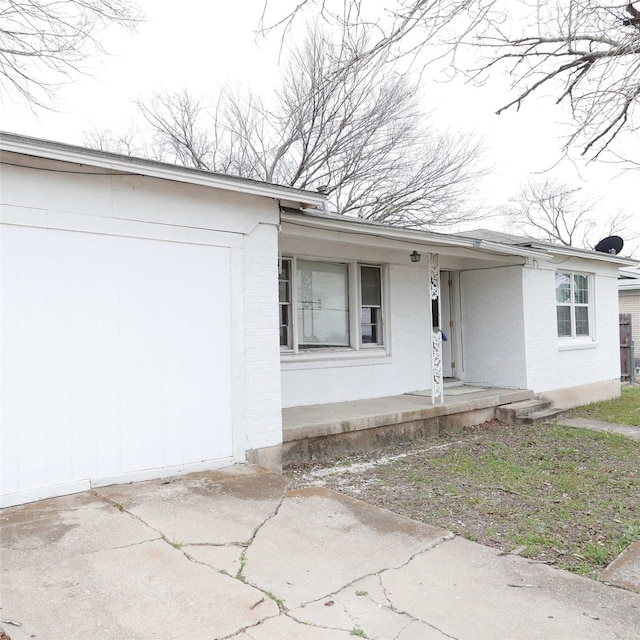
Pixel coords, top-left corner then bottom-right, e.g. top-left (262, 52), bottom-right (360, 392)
top-left (1, 225), bottom-right (233, 506)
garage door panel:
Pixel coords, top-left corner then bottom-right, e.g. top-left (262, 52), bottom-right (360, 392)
top-left (119, 237), bottom-right (165, 474)
top-left (44, 229), bottom-right (75, 486)
top-left (70, 234), bottom-right (105, 480)
top-left (1, 229), bottom-right (22, 495)
top-left (13, 227), bottom-right (48, 492)
top-left (92, 235), bottom-right (122, 478)
top-left (1, 225), bottom-right (234, 502)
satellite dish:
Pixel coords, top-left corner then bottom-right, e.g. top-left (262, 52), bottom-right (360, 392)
top-left (594, 235), bottom-right (624, 255)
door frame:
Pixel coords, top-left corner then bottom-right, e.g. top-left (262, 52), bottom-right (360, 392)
top-left (440, 270), bottom-right (463, 380)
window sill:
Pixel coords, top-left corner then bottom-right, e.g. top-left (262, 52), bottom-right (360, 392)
top-left (281, 347), bottom-right (391, 370)
top-left (558, 340), bottom-right (598, 351)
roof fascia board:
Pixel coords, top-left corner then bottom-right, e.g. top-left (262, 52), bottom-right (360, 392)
top-left (0, 132), bottom-right (325, 208)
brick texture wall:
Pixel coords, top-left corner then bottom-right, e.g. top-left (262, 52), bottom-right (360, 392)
top-left (243, 223), bottom-right (283, 450)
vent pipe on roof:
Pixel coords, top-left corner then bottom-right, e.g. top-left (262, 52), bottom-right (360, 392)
top-left (317, 185), bottom-right (330, 214)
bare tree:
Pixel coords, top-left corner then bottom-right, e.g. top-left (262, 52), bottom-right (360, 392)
top-left (259, 0), bottom-right (494, 66)
top-left (92, 28), bottom-right (485, 229)
top-left (504, 178), bottom-right (639, 251)
top-left (475, 1), bottom-right (640, 159)
top-left (0, 0), bottom-right (142, 107)
top-left (261, 1), bottom-right (640, 159)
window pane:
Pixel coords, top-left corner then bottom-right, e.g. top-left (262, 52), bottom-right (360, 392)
top-left (555, 272), bottom-right (571, 303)
top-left (557, 306), bottom-right (571, 337)
top-left (297, 260), bottom-right (349, 347)
top-left (361, 266), bottom-right (381, 306)
top-left (361, 307), bottom-right (380, 344)
top-left (279, 281), bottom-right (290, 303)
top-left (575, 306), bottom-right (589, 336)
top-left (574, 274), bottom-right (588, 304)
top-left (279, 305), bottom-right (289, 347)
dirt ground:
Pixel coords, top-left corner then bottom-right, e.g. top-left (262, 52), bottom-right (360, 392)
top-left (285, 419), bottom-right (640, 576)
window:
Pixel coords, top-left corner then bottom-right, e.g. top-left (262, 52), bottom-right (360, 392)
top-left (279, 259), bottom-right (292, 348)
top-left (297, 259), bottom-right (350, 348)
top-left (279, 258), bottom-right (384, 351)
top-left (556, 271), bottom-right (591, 338)
top-left (360, 265), bottom-right (382, 345)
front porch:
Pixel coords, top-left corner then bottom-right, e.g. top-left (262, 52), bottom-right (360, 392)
top-left (281, 386), bottom-right (533, 464)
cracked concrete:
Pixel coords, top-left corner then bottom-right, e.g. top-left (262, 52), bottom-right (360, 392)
top-left (2, 465), bottom-right (640, 640)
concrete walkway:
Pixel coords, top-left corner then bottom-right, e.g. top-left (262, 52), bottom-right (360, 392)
top-left (2, 466), bottom-right (640, 640)
top-left (558, 417), bottom-right (640, 440)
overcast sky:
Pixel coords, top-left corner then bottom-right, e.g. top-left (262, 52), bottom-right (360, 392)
top-left (1, 0), bottom-right (638, 254)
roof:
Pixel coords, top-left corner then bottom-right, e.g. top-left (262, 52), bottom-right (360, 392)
top-left (0, 131), bottom-right (325, 209)
top-left (2, 131), bottom-right (637, 268)
top-left (461, 228), bottom-right (638, 265)
top-left (619, 267), bottom-right (640, 291)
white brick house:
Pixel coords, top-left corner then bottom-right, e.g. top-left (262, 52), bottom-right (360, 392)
top-left (1, 133), bottom-right (635, 506)
top-left (0, 133), bottom-right (323, 507)
top-left (278, 220), bottom-right (633, 411)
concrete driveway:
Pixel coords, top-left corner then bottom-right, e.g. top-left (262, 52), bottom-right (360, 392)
top-left (1, 465), bottom-right (639, 640)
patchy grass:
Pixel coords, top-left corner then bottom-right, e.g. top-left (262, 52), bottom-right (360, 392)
top-left (569, 384), bottom-right (640, 426)
top-left (286, 420), bottom-right (640, 578)
top-left (265, 590), bottom-right (284, 607)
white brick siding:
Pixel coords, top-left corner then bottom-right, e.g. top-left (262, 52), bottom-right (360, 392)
top-left (243, 223), bottom-right (283, 449)
top-left (459, 266), bottom-right (528, 389)
top-left (522, 265), bottom-right (621, 393)
top-left (279, 243), bottom-right (431, 408)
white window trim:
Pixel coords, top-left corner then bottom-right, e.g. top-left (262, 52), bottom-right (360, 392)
top-left (279, 256), bottom-right (389, 356)
top-left (556, 270), bottom-right (595, 342)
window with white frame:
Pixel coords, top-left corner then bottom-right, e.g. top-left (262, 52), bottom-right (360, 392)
top-left (360, 265), bottom-right (382, 345)
top-left (279, 258), bottom-right (384, 351)
top-left (555, 271), bottom-right (591, 338)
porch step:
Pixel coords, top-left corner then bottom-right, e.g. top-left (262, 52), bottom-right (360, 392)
top-left (496, 400), bottom-right (566, 425)
top-left (280, 388), bottom-right (534, 464)
top-left (516, 408), bottom-right (570, 425)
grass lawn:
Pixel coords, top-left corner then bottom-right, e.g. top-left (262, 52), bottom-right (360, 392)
top-left (286, 416), bottom-right (640, 578)
top-left (569, 384), bottom-right (640, 426)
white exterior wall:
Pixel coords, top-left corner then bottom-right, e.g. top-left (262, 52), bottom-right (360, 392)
top-left (243, 223), bottom-right (283, 449)
top-left (523, 262), bottom-right (621, 394)
top-left (459, 266), bottom-right (528, 389)
top-left (280, 239), bottom-right (431, 407)
top-left (1, 156), bottom-right (281, 506)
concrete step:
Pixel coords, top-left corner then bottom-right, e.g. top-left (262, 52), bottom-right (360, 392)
top-left (516, 408), bottom-right (569, 425)
top-left (495, 399), bottom-right (551, 424)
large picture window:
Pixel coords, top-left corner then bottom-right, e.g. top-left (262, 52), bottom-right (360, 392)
top-left (556, 271), bottom-right (591, 338)
top-left (297, 260), bottom-right (350, 348)
top-left (279, 258), bottom-right (384, 351)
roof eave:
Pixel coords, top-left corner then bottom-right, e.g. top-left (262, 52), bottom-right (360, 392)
top-left (280, 210), bottom-right (549, 260)
top-left (540, 244), bottom-right (638, 267)
top-left (0, 131), bottom-right (325, 209)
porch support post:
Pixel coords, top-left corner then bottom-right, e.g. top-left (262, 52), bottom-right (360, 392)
top-left (430, 253), bottom-right (444, 404)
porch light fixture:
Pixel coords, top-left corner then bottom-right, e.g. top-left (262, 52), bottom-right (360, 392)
top-left (410, 250), bottom-right (421, 263)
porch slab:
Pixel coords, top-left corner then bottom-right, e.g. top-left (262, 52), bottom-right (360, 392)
top-left (281, 387), bottom-right (533, 463)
